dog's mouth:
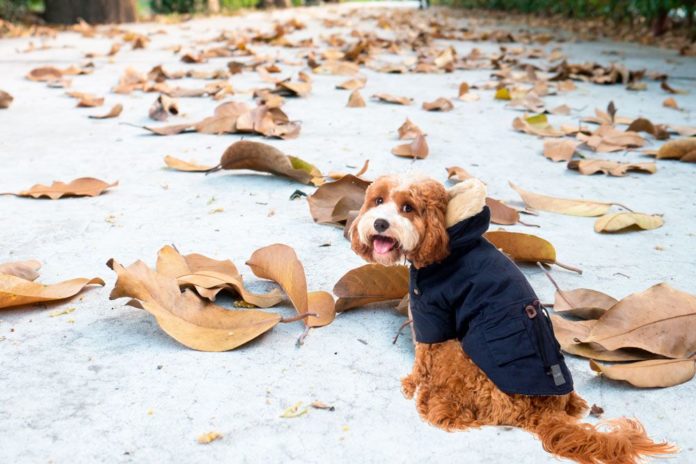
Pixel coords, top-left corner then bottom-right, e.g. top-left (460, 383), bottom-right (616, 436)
top-left (371, 235), bottom-right (400, 255)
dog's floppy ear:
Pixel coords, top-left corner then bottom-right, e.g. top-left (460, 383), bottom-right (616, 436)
top-left (446, 178), bottom-right (487, 228)
top-left (349, 210), bottom-right (373, 262)
top-left (408, 180), bottom-right (449, 269)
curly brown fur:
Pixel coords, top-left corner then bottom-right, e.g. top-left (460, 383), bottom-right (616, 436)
top-left (403, 341), bottom-right (677, 463)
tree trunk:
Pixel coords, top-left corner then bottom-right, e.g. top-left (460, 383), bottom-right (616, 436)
top-left (208, 0), bottom-right (220, 13)
top-left (44, 0), bottom-right (137, 24)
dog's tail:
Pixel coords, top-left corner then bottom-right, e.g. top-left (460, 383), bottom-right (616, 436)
top-left (532, 414), bottom-right (676, 464)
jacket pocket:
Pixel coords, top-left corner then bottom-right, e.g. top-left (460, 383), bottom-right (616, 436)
top-left (483, 315), bottom-right (536, 366)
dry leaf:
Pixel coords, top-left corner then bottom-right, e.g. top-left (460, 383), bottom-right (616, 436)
top-left (333, 264), bottom-right (409, 312)
top-left (486, 198), bottom-right (520, 226)
top-left (554, 288), bottom-right (617, 319)
top-left (275, 81), bottom-right (311, 97)
top-left (347, 90), bottom-right (366, 108)
top-left (509, 182), bottom-right (612, 217)
top-left (550, 315), bottom-right (653, 362)
top-left (625, 118), bottom-right (669, 140)
top-left (484, 231), bottom-right (557, 265)
top-left (208, 141), bottom-right (322, 185)
top-left (156, 245), bottom-right (283, 306)
top-left (577, 125), bottom-right (645, 153)
top-left (660, 81), bottom-right (688, 95)
top-left (246, 244), bottom-right (335, 327)
top-left (594, 213), bottom-right (663, 233)
top-left (307, 175), bottom-right (370, 225)
top-left (590, 404), bottom-right (604, 418)
top-left (313, 60), bottom-right (360, 75)
top-left (543, 139), bottom-right (578, 162)
top-left (280, 401), bottom-right (308, 418)
top-left (0, 260), bottom-right (41, 281)
top-left (0, 90), bottom-right (13, 109)
top-left (446, 166), bottom-right (473, 182)
top-left (392, 134), bottom-right (429, 159)
top-left (6, 178), bottom-right (117, 200)
top-left (336, 78), bottom-right (365, 91)
top-left (662, 97), bottom-right (680, 110)
top-left (398, 118), bottom-right (422, 139)
top-left (581, 283), bottom-right (696, 358)
top-left (372, 93), bottom-right (412, 105)
top-left (512, 114), bottom-right (564, 137)
top-left (197, 432), bottom-right (222, 444)
top-left (149, 95), bottom-right (179, 121)
top-left (108, 259), bottom-right (282, 351)
top-left (656, 138), bottom-right (696, 162)
top-left (590, 359), bottom-right (695, 388)
top-left (89, 104), bottom-right (123, 119)
top-left (0, 274), bottom-right (103, 309)
top-left (164, 155), bottom-right (214, 172)
top-left (567, 159), bottom-right (656, 176)
top-left (422, 97), bottom-right (453, 112)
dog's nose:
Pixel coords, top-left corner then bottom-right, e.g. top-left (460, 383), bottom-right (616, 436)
top-left (374, 219), bottom-right (390, 233)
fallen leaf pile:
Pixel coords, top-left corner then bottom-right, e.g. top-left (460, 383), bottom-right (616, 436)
top-left (550, 280), bottom-right (696, 388)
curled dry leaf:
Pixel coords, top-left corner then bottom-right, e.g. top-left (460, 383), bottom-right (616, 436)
top-left (486, 198), bottom-right (521, 226)
top-left (307, 174), bottom-right (370, 225)
top-left (581, 283), bottom-right (696, 359)
top-left (313, 60), bottom-right (360, 75)
top-left (156, 245), bottom-right (283, 306)
top-left (372, 93), bottom-right (413, 105)
top-left (625, 117), bottom-right (669, 140)
top-left (75, 95), bottom-right (104, 108)
top-left (392, 134), bottom-right (429, 159)
top-left (594, 212), bottom-right (663, 233)
top-left (577, 125), bottom-right (645, 153)
top-left (567, 159), bottom-right (656, 177)
top-left (458, 82), bottom-right (479, 101)
top-left (656, 138), bottom-right (696, 162)
top-left (107, 259), bottom-right (281, 351)
top-left (398, 118), bottom-right (422, 139)
top-left (509, 182), bottom-right (612, 217)
top-left (274, 80), bottom-right (311, 97)
top-left (0, 90), bottom-right (13, 109)
top-left (543, 139), bottom-right (579, 162)
top-left (246, 244), bottom-right (335, 328)
top-left (0, 274), bottom-right (104, 309)
top-left (5, 177), bottom-right (117, 200)
top-left (347, 90), bottom-right (366, 108)
top-left (550, 315), bottom-right (653, 362)
top-left (89, 103), bottom-right (123, 119)
top-left (208, 141), bottom-right (322, 185)
top-left (512, 114), bottom-right (564, 137)
top-left (590, 359), bottom-right (695, 388)
top-left (164, 155), bottom-right (214, 172)
top-left (554, 288), bottom-right (617, 320)
top-left (422, 97), bottom-right (454, 112)
top-left (333, 264), bottom-right (409, 312)
top-left (149, 95), bottom-right (179, 121)
top-left (446, 166), bottom-right (473, 182)
top-left (0, 260), bottom-right (41, 281)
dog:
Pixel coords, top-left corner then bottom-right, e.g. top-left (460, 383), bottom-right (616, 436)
top-left (350, 173), bottom-right (676, 464)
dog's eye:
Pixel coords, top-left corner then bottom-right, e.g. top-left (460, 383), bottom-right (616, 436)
top-left (402, 204), bottom-right (413, 213)
top-left (375, 197), bottom-right (384, 205)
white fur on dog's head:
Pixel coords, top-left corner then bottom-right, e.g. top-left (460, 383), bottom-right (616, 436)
top-left (446, 178), bottom-right (487, 228)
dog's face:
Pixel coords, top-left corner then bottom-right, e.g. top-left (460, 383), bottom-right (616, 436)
top-left (350, 174), bottom-right (450, 269)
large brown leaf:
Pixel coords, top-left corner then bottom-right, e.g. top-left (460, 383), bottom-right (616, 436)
top-left (108, 259), bottom-right (281, 351)
top-left (0, 260), bottom-right (41, 281)
top-left (509, 182), bottom-right (612, 217)
top-left (581, 283), bottom-right (696, 358)
top-left (551, 315), bottom-right (653, 362)
top-left (594, 213), bottom-right (663, 233)
top-left (333, 264), bottom-right (409, 312)
top-left (208, 141), bottom-right (322, 185)
top-left (4, 178), bottom-right (117, 199)
top-left (484, 231), bottom-right (556, 264)
top-left (656, 138), bottom-right (696, 162)
top-left (0, 274), bottom-right (104, 309)
top-left (543, 139), bottom-right (579, 162)
top-left (307, 175), bottom-right (370, 225)
top-left (590, 359), bottom-right (695, 388)
top-left (246, 244), bottom-right (335, 327)
top-left (156, 245), bottom-right (283, 307)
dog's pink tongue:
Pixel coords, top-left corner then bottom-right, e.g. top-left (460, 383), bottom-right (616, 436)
top-left (373, 236), bottom-right (395, 254)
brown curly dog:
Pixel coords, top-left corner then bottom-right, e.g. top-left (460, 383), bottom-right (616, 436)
top-left (350, 173), bottom-right (676, 464)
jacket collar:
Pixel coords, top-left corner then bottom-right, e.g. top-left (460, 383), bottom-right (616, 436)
top-left (447, 206), bottom-right (490, 250)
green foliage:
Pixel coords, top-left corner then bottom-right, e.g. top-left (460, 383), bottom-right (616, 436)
top-left (220, 0), bottom-right (259, 9)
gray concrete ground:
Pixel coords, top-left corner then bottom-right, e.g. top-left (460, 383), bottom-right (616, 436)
top-left (1, 2), bottom-right (695, 463)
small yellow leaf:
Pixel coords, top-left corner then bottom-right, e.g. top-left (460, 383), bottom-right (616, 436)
top-left (594, 213), bottom-right (664, 233)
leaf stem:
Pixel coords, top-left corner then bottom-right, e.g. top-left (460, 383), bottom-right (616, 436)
top-left (536, 262), bottom-right (576, 309)
top-left (393, 318), bottom-right (413, 345)
top-left (296, 325), bottom-right (311, 347)
top-left (281, 312), bottom-right (318, 323)
top-left (554, 260), bottom-right (583, 274)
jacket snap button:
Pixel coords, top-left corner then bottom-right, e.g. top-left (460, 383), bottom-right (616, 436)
top-left (525, 305), bottom-right (537, 318)
top-left (414, 288), bottom-right (420, 296)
